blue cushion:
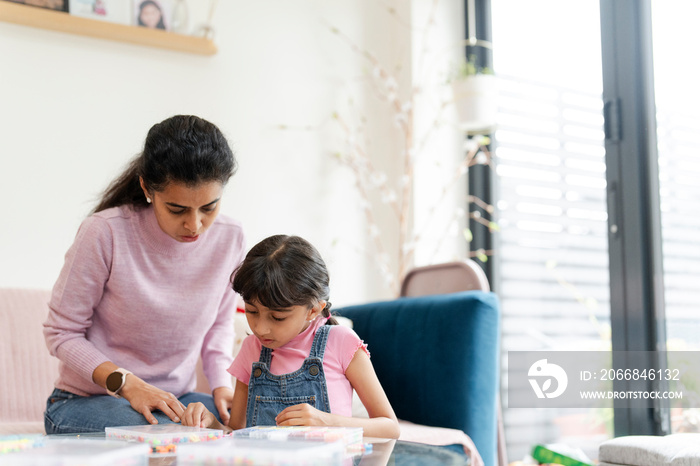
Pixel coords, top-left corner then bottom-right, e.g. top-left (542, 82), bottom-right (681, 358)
top-left (336, 291), bottom-right (500, 466)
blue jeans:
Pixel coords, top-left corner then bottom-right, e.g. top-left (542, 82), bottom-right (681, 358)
top-left (44, 388), bottom-right (221, 434)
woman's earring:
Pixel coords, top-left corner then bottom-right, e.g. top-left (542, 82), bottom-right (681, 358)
top-left (146, 197), bottom-right (152, 203)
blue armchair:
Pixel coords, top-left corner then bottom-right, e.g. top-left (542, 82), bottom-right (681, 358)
top-left (336, 290), bottom-right (501, 466)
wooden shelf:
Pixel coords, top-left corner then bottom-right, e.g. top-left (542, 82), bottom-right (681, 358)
top-left (0, 1), bottom-right (217, 56)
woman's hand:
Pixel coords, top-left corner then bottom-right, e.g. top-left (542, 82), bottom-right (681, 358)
top-left (275, 403), bottom-right (330, 427)
top-left (212, 386), bottom-right (234, 425)
top-left (119, 375), bottom-right (185, 425)
top-left (181, 401), bottom-right (221, 429)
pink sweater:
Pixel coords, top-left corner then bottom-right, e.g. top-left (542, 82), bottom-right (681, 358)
top-left (229, 317), bottom-right (369, 416)
top-left (43, 205), bottom-right (246, 397)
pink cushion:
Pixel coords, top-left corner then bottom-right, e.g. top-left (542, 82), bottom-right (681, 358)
top-left (398, 419), bottom-right (484, 466)
top-left (0, 288), bottom-right (57, 434)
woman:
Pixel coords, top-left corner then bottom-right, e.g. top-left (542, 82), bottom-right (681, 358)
top-left (43, 115), bottom-right (245, 433)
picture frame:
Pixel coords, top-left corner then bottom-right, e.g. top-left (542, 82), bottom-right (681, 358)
top-left (68, 0), bottom-right (131, 25)
top-left (133, 0), bottom-right (171, 31)
top-left (2, 0), bottom-right (68, 12)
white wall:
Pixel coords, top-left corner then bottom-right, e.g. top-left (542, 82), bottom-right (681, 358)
top-left (411, 0), bottom-right (468, 268)
top-left (0, 0), bottom-right (464, 306)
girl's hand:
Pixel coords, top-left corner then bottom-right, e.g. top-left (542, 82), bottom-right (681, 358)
top-left (275, 403), bottom-right (330, 427)
top-left (213, 386), bottom-right (234, 425)
top-left (119, 375), bottom-right (185, 425)
top-left (181, 402), bottom-right (219, 429)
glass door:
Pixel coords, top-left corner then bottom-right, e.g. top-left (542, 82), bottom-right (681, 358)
top-left (651, 0), bottom-right (700, 433)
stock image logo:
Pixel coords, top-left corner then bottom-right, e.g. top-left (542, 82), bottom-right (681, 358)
top-left (528, 358), bottom-right (568, 399)
top-left (509, 351), bottom-right (693, 408)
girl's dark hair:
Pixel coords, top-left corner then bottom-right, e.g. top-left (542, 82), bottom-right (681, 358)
top-left (93, 115), bottom-right (236, 214)
top-left (232, 235), bottom-right (337, 325)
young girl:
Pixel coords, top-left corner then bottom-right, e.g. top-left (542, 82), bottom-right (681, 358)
top-left (182, 235), bottom-right (400, 439)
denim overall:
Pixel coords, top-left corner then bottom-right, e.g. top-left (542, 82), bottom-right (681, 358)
top-left (246, 324), bottom-right (332, 427)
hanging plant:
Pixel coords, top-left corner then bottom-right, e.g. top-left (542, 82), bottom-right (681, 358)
top-left (450, 54), bottom-right (498, 133)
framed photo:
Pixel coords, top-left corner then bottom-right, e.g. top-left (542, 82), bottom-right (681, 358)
top-left (68, 0), bottom-right (131, 25)
top-left (2, 0), bottom-right (68, 12)
top-left (133, 0), bottom-right (171, 31)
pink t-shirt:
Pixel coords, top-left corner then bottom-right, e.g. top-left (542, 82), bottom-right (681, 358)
top-left (228, 317), bottom-right (368, 417)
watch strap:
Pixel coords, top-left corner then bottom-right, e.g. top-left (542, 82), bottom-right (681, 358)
top-left (106, 368), bottom-right (132, 398)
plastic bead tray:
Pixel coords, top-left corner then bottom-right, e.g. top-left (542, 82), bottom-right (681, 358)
top-left (178, 437), bottom-right (345, 466)
top-left (105, 424), bottom-right (223, 451)
top-left (0, 438), bottom-right (150, 466)
top-left (0, 434), bottom-right (44, 454)
top-left (233, 426), bottom-right (364, 456)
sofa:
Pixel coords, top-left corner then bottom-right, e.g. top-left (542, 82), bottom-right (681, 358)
top-left (1, 288), bottom-right (500, 465)
top-left (0, 288), bottom-right (57, 435)
top-left (337, 290), bottom-right (501, 466)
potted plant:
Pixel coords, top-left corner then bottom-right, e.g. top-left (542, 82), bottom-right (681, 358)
top-left (450, 54), bottom-right (498, 133)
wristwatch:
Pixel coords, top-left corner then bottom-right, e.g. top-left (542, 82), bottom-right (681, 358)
top-left (105, 368), bottom-right (132, 398)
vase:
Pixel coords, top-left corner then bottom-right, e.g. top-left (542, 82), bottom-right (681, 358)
top-left (451, 74), bottom-right (499, 133)
top-left (170, 0), bottom-right (189, 34)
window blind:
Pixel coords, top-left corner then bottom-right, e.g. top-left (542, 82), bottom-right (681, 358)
top-left (495, 74), bottom-right (612, 460)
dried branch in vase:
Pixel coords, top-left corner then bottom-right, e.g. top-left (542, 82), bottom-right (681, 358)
top-left (334, 118), bottom-right (495, 294)
top-left (273, 2), bottom-right (493, 297)
top-left (325, 3), bottom-right (497, 295)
